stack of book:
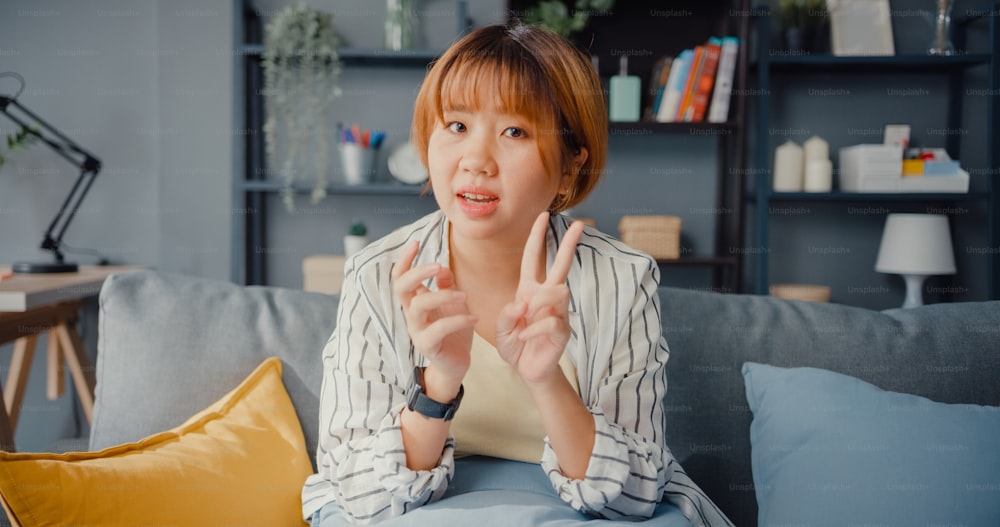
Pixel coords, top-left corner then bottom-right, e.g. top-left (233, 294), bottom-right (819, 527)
top-left (643, 36), bottom-right (740, 124)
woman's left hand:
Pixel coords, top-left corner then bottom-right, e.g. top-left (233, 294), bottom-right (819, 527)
top-left (495, 212), bottom-right (584, 385)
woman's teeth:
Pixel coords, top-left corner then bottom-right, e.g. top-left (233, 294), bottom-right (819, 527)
top-left (461, 193), bottom-right (496, 202)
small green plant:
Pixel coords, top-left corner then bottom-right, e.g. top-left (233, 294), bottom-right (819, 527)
top-left (348, 219), bottom-right (367, 237)
top-left (779, 0), bottom-right (827, 30)
top-left (524, 0), bottom-right (614, 39)
top-left (0, 126), bottom-right (38, 169)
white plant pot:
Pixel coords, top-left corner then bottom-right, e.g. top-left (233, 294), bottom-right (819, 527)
top-left (344, 235), bottom-right (369, 258)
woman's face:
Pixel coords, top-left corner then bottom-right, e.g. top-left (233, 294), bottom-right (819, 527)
top-left (427, 97), bottom-right (564, 247)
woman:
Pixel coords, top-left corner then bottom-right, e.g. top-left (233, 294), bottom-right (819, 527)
top-left (302, 23), bottom-right (731, 527)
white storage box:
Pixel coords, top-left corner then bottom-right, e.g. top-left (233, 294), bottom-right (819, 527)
top-left (839, 144), bottom-right (903, 191)
top-left (838, 144), bottom-right (969, 193)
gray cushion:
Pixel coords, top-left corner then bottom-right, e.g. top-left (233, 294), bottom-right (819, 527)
top-left (658, 286), bottom-right (1000, 525)
top-left (91, 269), bottom-right (340, 465)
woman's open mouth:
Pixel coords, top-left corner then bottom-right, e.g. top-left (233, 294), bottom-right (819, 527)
top-left (456, 189), bottom-right (499, 217)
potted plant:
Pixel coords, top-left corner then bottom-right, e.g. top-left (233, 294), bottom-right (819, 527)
top-left (262, 2), bottom-right (342, 212)
top-left (524, 0), bottom-right (615, 41)
top-left (344, 219), bottom-right (368, 258)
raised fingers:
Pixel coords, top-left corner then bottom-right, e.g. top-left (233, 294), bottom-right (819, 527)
top-left (525, 283), bottom-right (570, 321)
top-left (520, 211), bottom-right (550, 285)
top-left (408, 290), bottom-right (468, 322)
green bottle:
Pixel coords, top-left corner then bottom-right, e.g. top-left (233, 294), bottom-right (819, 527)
top-left (609, 55), bottom-right (640, 122)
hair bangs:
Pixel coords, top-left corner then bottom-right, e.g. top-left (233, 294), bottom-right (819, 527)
top-left (436, 54), bottom-right (557, 131)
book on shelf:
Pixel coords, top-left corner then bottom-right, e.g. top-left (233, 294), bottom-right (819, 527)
top-left (644, 55), bottom-right (673, 121)
top-left (687, 37), bottom-right (722, 122)
top-left (656, 48), bottom-right (693, 122)
top-left (675, 45), bottom-right (705, 123)
top-left (652, 36), bottom-right (740, 124)
top-left (707, 36), bottom-right (739, 124)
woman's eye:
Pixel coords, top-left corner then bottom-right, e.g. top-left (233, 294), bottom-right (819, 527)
top-left (503, 127), bottom-right (526, 138)
top-left (447, 122), bottom-right (466, 133)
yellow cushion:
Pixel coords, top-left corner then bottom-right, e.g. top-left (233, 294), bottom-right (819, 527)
top-left (0, 357), bottom-right (311, 527)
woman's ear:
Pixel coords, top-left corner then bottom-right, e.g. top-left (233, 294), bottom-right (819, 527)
top-left (571, 147), bottom-right (589, 175)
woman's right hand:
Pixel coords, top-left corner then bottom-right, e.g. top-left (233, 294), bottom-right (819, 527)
top-left (392, 240), bottom-right (477, 393)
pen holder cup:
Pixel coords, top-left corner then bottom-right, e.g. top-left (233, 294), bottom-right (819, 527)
top-left (340, 143), bottom-right (378, 185)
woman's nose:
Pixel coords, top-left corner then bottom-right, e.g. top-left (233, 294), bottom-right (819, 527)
top-left (458, 133), bottom-right (497, 177)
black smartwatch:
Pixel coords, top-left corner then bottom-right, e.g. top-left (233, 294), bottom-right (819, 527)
top-left (406, 366), bottom-right (463, 421)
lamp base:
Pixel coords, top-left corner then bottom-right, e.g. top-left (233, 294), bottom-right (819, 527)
top-left (900, 274), bottom-right (928, 309)
top-left (12, 261), bottom-right (79, 274)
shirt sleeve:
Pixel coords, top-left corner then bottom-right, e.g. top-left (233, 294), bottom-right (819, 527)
top-left (311, 258), bottom-right (455, 524)
top-left (540, 260), bottom-right (733, 526)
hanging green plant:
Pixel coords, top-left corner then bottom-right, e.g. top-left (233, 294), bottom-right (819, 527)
top-left (262, 2), bottom-right (342, 212)
top-left (524, 0), bottom-right (614, 39)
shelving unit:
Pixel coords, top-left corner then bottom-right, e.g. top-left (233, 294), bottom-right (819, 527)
top-left (750, 5), bottom-right (1000, 300)
top-left (232, 2), bottom-right (467, 285)
top-left (234, 0), bottom-right (750, 291)
top-left (550, 0), bottom-right (751, 292)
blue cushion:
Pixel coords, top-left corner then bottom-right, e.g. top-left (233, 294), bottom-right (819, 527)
top-left (312, 456), bottom-right (692, 526)
top-left (742, 362), bottom-right (1000, 527)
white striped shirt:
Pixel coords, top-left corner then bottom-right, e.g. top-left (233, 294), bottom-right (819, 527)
top-left (301, 210), bottom-right (732, 526)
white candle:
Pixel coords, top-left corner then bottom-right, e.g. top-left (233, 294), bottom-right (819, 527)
top-left (803, 135), bottom-right (829, 163)
top-left (773, 140), bottom-right (804, 192)
top-left (804, 158), bottom-right (833, 192)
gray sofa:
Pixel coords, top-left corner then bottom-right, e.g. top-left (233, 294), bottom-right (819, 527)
top-left (64, 271), bottom-right (1000, 525)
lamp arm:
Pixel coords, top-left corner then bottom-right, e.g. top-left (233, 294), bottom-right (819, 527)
top-left (43, 166), bottom-right (101, 261)
top-left (0, 96), bottom-right (100, 171)
top-left (0, 94), bottom-right (103, 262)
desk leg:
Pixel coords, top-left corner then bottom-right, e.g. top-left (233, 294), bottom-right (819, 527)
top-left (46, 327), bottom-right (65, 400)
top-left (0, 389), bottom-right (12, 452)
top-left (4, 335), bottom-right (37, 431)
top-left (54, 322), bottom-right (95, 423)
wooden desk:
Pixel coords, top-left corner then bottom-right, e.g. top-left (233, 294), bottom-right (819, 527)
top-left (0, 265), bottom-right (136, 451)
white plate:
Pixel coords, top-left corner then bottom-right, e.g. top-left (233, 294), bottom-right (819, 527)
top-left (387, 142), bottom-right (429, 184)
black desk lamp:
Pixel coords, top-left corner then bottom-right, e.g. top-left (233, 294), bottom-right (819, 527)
top-left (0, 72), bottom-right (102, 273)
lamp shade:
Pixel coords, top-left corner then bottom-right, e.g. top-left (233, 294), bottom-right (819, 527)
top-left (875, 213), bottom-right (956, 275)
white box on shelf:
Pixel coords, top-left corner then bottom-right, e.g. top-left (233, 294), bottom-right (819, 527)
top-left (897, 169), bottom-right (970, 192)
top-left (839, 144), bottom-right (903, 191)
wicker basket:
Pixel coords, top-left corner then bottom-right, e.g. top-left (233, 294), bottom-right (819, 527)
top-left (770, 283), bottom-right (831, 303)
top-left (618, 215), bottom-right (682, 260)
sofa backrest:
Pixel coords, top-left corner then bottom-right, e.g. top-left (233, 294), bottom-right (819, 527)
top-left (94, 270), bottom-right (1000, 525)
top-left (657, 286), bottom-right (1000, 525)
top-left (93, 270), bottom-right (340, 461)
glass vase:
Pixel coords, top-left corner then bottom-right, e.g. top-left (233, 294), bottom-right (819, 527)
top-left (928, 0), bottom-right (954, 55)
top-left (385, 0), bottom-right (416, 51)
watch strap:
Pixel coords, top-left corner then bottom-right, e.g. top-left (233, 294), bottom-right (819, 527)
top-left (407, 366), bottom-right (463, 421)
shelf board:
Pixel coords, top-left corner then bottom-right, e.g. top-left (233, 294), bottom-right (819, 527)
top-left (757, 54), bottom-right (992, 73)
top-left (656, 256), bottom-right (738, 267)
top-left (748, 191), bottom-right (991, 202)
top-left (240, 180), bottom-right (426, 196)
top-left (610, 121), bottom-right (738, 136)
top-left (238, 44), bottom-right (440, 67)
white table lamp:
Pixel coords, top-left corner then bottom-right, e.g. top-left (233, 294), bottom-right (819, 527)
top-left (875, 213), bottom-right (956, 308)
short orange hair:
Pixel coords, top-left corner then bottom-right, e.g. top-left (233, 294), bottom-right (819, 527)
top-left (411, 24), bottom-right (608, 212)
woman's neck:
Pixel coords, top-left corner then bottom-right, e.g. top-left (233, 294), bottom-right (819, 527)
top-left (449, 233), bottom-right (522, 289)
top-left (447, 226), bottom-right (546, 294)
